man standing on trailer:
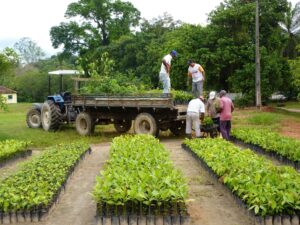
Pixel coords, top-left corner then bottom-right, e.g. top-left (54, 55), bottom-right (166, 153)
top-left (159, 50), bottom-right (178, 94)
top-left (185, 95), bottom-right (205, 139)
top-left (187, 59), bottom-right (205, 97)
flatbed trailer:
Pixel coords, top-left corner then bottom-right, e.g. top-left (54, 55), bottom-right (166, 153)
top-left (69, 94), bottom-right (187, 136)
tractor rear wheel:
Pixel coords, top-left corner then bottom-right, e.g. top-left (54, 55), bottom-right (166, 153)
top-left (41, 100), bottom-right (62, 131)
top-left (26, 108), bottom-right (41, 128)
top-left (114, 120), bottom-right (132, 133)
top-left (75, 112), bottom-right (95, 136)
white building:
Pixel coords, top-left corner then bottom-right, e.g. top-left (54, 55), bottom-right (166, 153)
top-left (0, 86), bottom-right (17, 104)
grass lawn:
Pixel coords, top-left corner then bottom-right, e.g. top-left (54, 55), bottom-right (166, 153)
top-left (1, 103), bottom-right (299, 149)
top-left (232, 103), bottom-right (300, 143)
top-left (233, 110), bottom-right (282, 131)
top-left (232, 105), bottom-right (300, 129)
top-left (0, 103), bottom-right (120, 148)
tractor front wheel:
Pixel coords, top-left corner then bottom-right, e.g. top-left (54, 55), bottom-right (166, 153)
top-left (26, 108), bottom-right (41, 128)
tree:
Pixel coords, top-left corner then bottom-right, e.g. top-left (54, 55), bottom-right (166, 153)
top-left (14, 37), bottom-right (45, 64)
top-left (0, 48), bottom-right (19, 73)
top-left (106, 13), bottom-right (183, 88)
top-left (0, 48), bottom-right (19, 110)
top-left (0, 95), bottom-right (7, 111)
top-left (50, 0), bottom-right (140, 74)
top-left (280, 2), bottom-right (300, 58)
top-left (204, 0), bottom-right (290, 103)
top-left (0, 48), bottom-right (19, 86)
top-left (10, 53), bottom-right (77, 102)
top-left (288, 45), bottom-right (300, 97)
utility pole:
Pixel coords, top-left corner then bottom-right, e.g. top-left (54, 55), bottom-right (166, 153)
top-left (255, 0), bottom-right (261, 109)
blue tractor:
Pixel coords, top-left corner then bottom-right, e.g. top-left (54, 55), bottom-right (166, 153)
top-left (26, 70), bottom-right (80, 131)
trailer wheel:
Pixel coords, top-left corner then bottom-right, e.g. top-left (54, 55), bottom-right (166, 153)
top-left (134, 113), bottom-right (158, 136)
top-left (75, 112), bottom-right (95, 136)
top-left (41, 100), bottom-right (62, 131)
top-left (26, 108), bottom-right (41, 128)
top-left (170, 120), bottom-right (186, 136)
top-left (114, 120), bottom-right (132, 133)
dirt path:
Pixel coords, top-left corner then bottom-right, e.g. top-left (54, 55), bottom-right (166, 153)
top-left (280, 119), bottom-right (300, 140)
top-left (0, 150), bottom-right (41, 180)
top-left (11, 143), bottom-right (110, 225)
top-left (161, 139), bottom-right (254, 225)
top-left (276, 107), bottom-right (300, 113)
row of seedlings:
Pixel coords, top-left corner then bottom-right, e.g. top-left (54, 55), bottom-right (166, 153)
top-left (231, 127), bottom-right (300, 169)
top-left (183, 138), bottom-right (300, 225)
top-left (0, 141), bottom-right (90, 224)
top-left (0, 140), bottom-right (31, 168)
top-left (93, 135), bottom-right (189, 225)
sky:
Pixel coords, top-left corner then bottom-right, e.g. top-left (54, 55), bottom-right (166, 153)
top-left (0, 0), bottom-right (299, 55)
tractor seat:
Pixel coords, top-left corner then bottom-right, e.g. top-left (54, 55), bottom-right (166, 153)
top-left (61, 92), bottom-right (72, 102)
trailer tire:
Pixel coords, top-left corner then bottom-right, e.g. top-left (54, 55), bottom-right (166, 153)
top-left (26, 108), bottom-right (42, 128)
top-left (114, 120), bottom-right (132, 133)
top-left (75, 112), bottom-right (95, 136)
top-left (134, 113), bottom-right (158, 136)
top-left (41, 100), bottom-right (62, 131)
top-left (170, 120), bottom-right (186, 136)
top-left (159, 123), bottom-right (170, 131)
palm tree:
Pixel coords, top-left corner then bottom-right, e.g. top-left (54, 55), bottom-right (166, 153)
top-left (280, 2), bottom-right (300, 58)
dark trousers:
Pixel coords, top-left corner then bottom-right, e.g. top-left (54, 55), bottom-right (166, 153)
top-left (220, 120), bottom-right (231, 140)
top-left (212, 117), bottom-right (220, 132)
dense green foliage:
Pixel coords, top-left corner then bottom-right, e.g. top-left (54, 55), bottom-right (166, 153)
top-left (1, 0), bottom-right (299, 104)
top-left (280, 2), bottom-right (300, 59)
top-left (0, 48), bottom-right (19, 108)
top-left (202, 117), bottom-right (214, 126)
top-left (93, 135), bottom-right (187, 206)
top-left (231, 127), bottom-right (300, 162)
top-left (50, 0), bottom-right (140, 75)
top-left (49, 0), bottom-right (295, 103)
top-left (0, 140), bottom-right (30, 163)
top-left (289, 49), bottom-right (300, 98)
top-left (0, 95), bottom-right (7, 111)
top-left (184, 138), bottom-right (300, 216)
top-left (0, 141), bottom-right (89, 212)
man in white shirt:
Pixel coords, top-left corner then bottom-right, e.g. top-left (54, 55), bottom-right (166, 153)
top-left (186, 96), bottom-right (205, 138)
top-left (187, 59), bottom-right (205, 97)
top-left (159, 50), bottom-right (177, 94)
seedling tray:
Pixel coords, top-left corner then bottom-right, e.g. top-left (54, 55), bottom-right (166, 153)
top-left (181, 143), bottom-right (300, 225)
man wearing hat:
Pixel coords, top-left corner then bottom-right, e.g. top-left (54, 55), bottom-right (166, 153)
top-left (185, 95), bottom-right (205, 139)
top-left (207, 91), bottom-right (221, 132)
top-left (187, 59), bottom-right (205, 97)
top-left (159, 50), bottom-right (177, 94)
top-left (219, 90), bottom-right (234, 140)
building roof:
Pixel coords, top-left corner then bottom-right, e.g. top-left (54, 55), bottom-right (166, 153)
top-left (48, 70), bottom-right (82, 75)
top-left (0, 86), bottom-right (17, 94)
